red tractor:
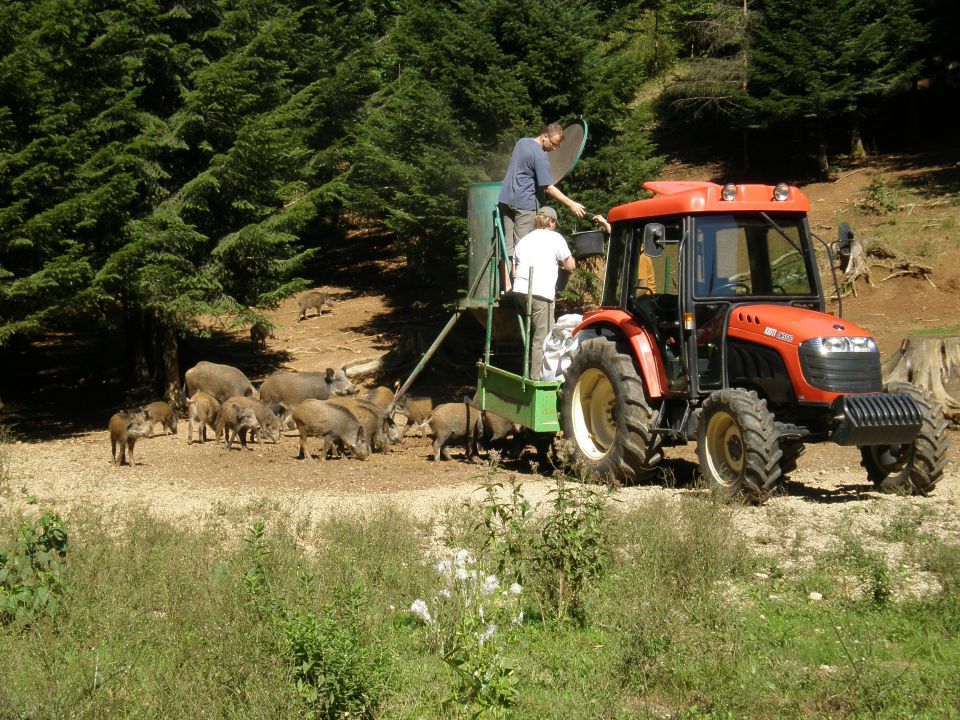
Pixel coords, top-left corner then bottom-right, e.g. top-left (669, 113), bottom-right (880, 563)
top-left (558, 180), bottom-right (949, 501)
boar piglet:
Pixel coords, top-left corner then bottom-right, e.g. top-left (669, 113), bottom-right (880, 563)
top-left (297, 291), bottom-right (333, 321)
top-left (217, 401), bottom-right (261, 450)
top-left (428, 399), bottom-right (483, 462)
top-left (144, 400), bottom-right (177, 436)
top-left (222, 396), bottom-right (283, 444)
top-left (109, 410), bottom-right (149, 466)
top-left (396, 395), bottom-right (434, 438)
top-left (187, 391), bottom-right (220, 444)
top-left (364, 385), bottom-right (395, 409)
top-left (292, 399), bottom-right (369, 461)
top-left (250, 321), bottom-right (275, 349)
top-left (328, 396), bottom-right (400, 453)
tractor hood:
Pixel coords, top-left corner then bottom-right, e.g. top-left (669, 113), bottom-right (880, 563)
top-left (727, 304), bottom-right (874, 347)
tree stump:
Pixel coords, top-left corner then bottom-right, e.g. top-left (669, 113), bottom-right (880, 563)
top-left (884, 336), bottom-right (960, 424)
top-left (833, 236), bottom-right (934, 300)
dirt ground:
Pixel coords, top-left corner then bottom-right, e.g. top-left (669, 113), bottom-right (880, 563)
top-left (2, 157), bottom-right (960, 566)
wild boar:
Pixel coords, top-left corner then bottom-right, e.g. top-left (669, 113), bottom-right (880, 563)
top-left (250, 321), bottom-right (275, 349)
top-left (186, 391), bottom-right (220, 444)
top-left (217, 402), bottom-right (261, 450)
top-left (109, 410), bottom-right (149, 466)
top-left (259, 369), bottom-right (358, 409)
top-left (397, 395), bottom-right (433, 438)
top-left (428, 400), bottom-right (483, 462)
top-left (364, 385), bottom-right (395, 409)
top-left (292, 399), bottom-right (369, 461)
top-left (184, 361), bottom-right (258, 404)
top-left (221, 396), bottom-right (283, 444)
top-left (143, 400), bottom-right (177, 436)
top-left (477, 405), bottom-right (519, 452)
top-left (297, 291), bottom-right (332, 321)
top-left (328, 396), bottom-right (401, 453)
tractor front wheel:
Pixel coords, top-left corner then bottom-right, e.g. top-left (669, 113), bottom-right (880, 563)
top-left (860, 382), bottom-right (949, 495)
top-left (696, 389), bottom-right (783, 503)
top-left (559, 337), bottom-right (662, 483)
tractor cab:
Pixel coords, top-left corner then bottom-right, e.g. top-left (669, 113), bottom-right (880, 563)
top-left (601, 182), bottom-right (823, 399)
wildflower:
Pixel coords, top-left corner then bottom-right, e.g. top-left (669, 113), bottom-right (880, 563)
top-left (509, 582), bottom-right (522, 595)
top-left (480, 624), bottom-right (497, 644)
top-left (513, 611), bottom-right (524, 626)
top-left (455, 549), bottom-right (474, 566)
top-left (455, 567), bottom-right (469, 581)
top-left (440, 588), bottom-right (452, 599)
top-left (410, 599), bottom-right (432, 624)
top-left (482, 575), bottom-right (500, 595)
top-left (436, 559), bottom-right (452, 575)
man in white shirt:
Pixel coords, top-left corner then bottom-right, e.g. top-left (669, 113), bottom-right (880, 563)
top-left (512, 206), bottom-right (575, 380)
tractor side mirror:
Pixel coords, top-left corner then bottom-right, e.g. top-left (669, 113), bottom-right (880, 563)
top-left (643, 223), bottom-right (666, 257)
top-left (838, 222), bottom-right (854, 257)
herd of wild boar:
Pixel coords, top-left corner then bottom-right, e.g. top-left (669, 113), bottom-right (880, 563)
top-left (108, 360), bottom-right (532, 467)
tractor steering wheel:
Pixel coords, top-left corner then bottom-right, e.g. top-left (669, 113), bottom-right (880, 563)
top-left (712, 281), bottom-right (750, 296)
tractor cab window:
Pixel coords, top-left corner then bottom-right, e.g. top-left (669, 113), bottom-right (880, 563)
top-left (692, 215), bottom-right (816, 298)
top-left (601, 224), bottom-right (628, 307)
top-left (631, 218), bottom-right (682, 300)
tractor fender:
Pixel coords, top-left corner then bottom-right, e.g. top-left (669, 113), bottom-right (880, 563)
top-left (574, 309), bottom-right (664, 399)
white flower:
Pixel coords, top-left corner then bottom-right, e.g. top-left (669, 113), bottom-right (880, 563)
top-left (440, 588), bottom-right (452, 599)
top-left (513, 611), bottom-right (524, 626)
top-left (436, 559), bottom-right (452, 575)
top-left (455, 567), bottom-right (469, 581)
top-left (455, 549), bottom-right (474, 566)
top-left (482, 575), bottom-right (500, 595)
top-left (480, 624), bottom-right (497, 644)
top-left (409, 599), bottom-right (431, 624)
top-left (509, 582), bottom-right (522, 595)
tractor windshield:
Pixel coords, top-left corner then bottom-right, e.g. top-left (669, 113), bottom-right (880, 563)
top-left (691, 214), bottom-right (817, 298)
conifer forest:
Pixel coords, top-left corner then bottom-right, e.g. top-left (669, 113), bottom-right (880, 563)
top-left (1, 0), bottom-right (957, 389)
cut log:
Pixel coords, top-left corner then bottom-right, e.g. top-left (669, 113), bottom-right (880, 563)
top-left (342, 323), bottom-right (453, 379)
top-left (884, 336), bottom-right (960, 423)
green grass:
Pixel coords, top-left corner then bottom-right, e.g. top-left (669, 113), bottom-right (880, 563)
top-left (912, 325), bottom-right (960, 336)
top-left (2, 488), bottom-right (959, 719)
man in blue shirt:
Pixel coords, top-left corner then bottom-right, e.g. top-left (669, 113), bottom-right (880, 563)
top-left (498, 123), bottom-right (586, 264)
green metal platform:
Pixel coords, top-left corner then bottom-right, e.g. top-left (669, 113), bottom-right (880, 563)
top-left (475, 363), bottom-right (561, 432)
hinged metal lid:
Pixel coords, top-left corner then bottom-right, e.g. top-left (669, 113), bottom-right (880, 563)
top-left (548, 118), bottom-right (588, 185)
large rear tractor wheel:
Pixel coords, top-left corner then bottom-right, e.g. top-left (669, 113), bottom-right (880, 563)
top-left (559, 337), bottom-right (663, 483)
top-left (860, 382), bottom-right (949, 495)
top-left (696, 389), bottom-right (783, 503)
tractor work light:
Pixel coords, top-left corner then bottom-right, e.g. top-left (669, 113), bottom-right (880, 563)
top-left (803, 336), bottom-right (878, 355)
top-left (721, 183), bottom-right (737, 201)
top-left (774, 182), bottom-right (790, 201)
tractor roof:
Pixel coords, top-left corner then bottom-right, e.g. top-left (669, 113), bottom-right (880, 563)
top-left (607, 181), bottom-right (811, 222)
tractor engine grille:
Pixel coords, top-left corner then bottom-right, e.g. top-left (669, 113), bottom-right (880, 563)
top-left (798, 346), bottom-right (882, 393)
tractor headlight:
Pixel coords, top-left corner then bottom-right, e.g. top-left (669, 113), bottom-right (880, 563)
top-left (803, 336), bottom-right (878, 354)
top-left (773, 182), bottom-right (789, 201)
top-left (721, 183), bottom-right (737, 201)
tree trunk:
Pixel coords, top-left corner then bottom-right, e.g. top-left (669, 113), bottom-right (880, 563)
top-left (849, 120), bottom-right (866, 160)
top-left (125, 309), bottom-right (150, 383)
top-left (885, 336), bottom-right (960, 423)
top-left (158, 321), bottom-right (184, 411)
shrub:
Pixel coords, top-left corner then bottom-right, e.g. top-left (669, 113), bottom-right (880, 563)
top-left (282, 586), bottom-right (388, 720)
top-left (475, 477), bottom-right (614, 623)
top-left (0, 511), bottom-right (69, 627)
